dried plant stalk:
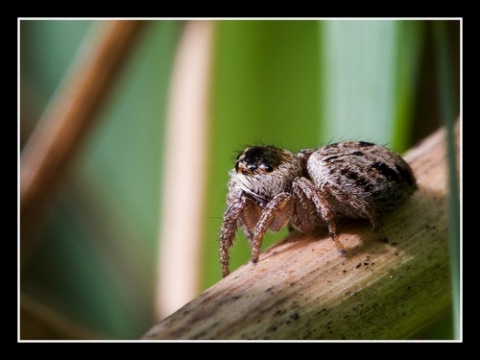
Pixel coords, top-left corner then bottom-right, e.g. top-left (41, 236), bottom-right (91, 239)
top-left (20, 20), bottom-right (145, 256)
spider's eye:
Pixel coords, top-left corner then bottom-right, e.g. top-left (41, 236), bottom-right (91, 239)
top-left (260, 163), bottom-right (273, 172)
top-left (234, 161), bottom-right (258, 174)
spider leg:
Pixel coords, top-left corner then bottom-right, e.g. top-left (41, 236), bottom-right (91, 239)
top-left (350, 197), bottom-right (388, 242)
top-left (291, 178), bottom-right (319, 233)
top-left (240, 198), bottom-right (262, 248)
top-left (251, 193), bottom-right (293, 263)
top-left (327, 190), bottom-right (387, 243)
top-left (293, 177), bottom-right (346, 255)
top-left (220, 192), bottom-right (247, 277)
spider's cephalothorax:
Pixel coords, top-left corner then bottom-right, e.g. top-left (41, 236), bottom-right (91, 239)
top-left (219, 142), bottom-right (417, 277)
top-left (232, 146), bottom-right (303, 205)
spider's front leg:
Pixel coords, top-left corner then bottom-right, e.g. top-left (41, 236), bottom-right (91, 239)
top-left (251, 193), bottom-right (294, 264)
top-left (220, 191), bottom-right (247, 277)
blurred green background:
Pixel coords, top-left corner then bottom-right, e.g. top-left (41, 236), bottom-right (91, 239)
top-left (19, 19), bottom-right (460, 340)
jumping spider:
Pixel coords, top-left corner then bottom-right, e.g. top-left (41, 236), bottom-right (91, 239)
top-left (219, 141), bottom-right (417, 277)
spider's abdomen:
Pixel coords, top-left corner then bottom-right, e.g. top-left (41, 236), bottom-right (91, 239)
top-left (305, 141), bottom-right (416, 217)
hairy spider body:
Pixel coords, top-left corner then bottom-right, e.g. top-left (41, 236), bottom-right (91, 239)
top-left (219, 142), bottom-right (416, 277)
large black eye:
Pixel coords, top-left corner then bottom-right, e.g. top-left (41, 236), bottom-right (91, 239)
top-left (247, 163), bottom-right (258, 171)
top-left (260, 163), bottom-right (273, 172)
